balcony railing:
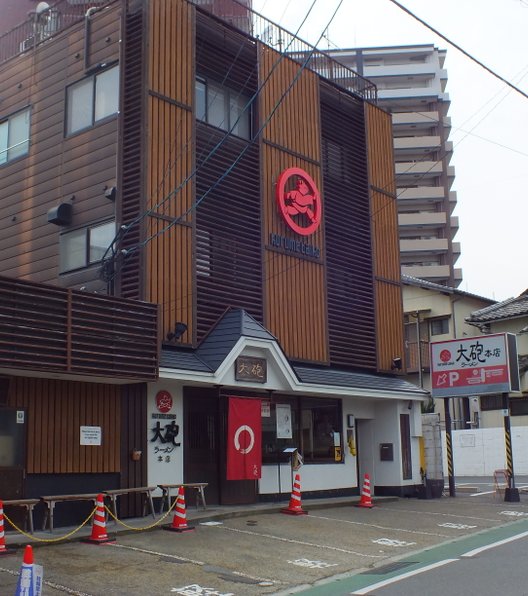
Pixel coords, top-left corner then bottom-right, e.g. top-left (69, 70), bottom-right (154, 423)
top-left (0, 0), bottom-right (116, 65)
top-left (0, 276), bottom-right (159, 381)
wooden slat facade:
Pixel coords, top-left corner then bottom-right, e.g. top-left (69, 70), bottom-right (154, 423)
top-left (365, 102), bottom-right (405, 372)
top-left (0, 276), bottom-right (159, 380)
top-left (259, 44), bottom-right (328, 363)
top-left (7, 377), bottom-right (121, 474)
top-left (145, 0), bottom-right (194, 343)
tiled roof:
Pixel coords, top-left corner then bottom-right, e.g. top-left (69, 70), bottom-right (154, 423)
top-left (402, 274), bottom-right (496, 303)
top-left (293, 365), bottom-right (427, 395)
top-left (159, 348), bottom-right (212, 372)
top-left (466, 293), bottom-right (528, 323)
top-left (195, 308), bottom-right (276, 370)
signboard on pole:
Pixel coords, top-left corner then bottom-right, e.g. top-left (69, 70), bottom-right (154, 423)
top-left (430, 333), bottom-right (520, 398)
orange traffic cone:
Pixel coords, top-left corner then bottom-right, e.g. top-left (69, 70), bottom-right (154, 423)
top-left (0, 500), bottom-right (16, 555)
top-left (164, 487), bottom-right (195, 533)
top-left (281, 473), bottom-right (308, 515)
top-left (82, 494), bottom-right (115, 544)
top-left (357, 473), bottom-right (374, 508)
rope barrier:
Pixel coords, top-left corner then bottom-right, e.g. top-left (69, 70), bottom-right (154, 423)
top-left (103, 497), bottom-right (178, 531)
top-left (3, 507), bottom-right (97, 543)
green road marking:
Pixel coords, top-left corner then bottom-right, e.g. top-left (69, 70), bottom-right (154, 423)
top-left (295, 518), bottom-right (528, 595)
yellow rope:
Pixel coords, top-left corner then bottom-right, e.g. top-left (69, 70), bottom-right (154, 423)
top-left (3, 507), bottom-right (97, 543)
top-left (104, 497), bottom-right (178, 531)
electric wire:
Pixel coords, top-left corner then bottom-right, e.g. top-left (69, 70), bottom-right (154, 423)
top-left (387, 0), bottom-right (528, 101)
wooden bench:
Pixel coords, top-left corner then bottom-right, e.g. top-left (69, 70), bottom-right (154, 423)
top-left (157, 483), bottom-right (208, 514)
top-left (40, 493), bottom-right (100, 533)
top-left (104, 487), bottom-right (157, 522)
top-left (2, 499), bottom-right (40, 534)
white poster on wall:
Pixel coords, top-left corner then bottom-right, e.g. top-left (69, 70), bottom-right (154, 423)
top-left (80, 426), bottom-right (102, 446)
top-left (276, 404), bottom-right (292, 439)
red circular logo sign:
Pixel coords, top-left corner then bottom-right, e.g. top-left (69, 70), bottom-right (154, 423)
top-left (440, 349), bottom-right (451, 363)
top-left (276, 167), bottom-right (322, 236)
top-left (155, 390), bottom-right (173, 413)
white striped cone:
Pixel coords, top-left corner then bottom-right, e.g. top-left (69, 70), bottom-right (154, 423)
top-left (166, 487), bottom-right (195, 533)
top-left (83, 494), bottom-right (115, 544)
top-left (357, 473), bottom-right (374, 508)
top-left (281, 473), bottom-right (308, 515)
top-left (0, 500), bottom-right (15, 555)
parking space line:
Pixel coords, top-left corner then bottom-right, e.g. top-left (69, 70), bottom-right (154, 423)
top-left (0, 566), bottom-right (95, 596)
top-left (380, 506), bottom-right (502, 523)
top-left (213, 525), bottom-right (384, 558)
top-left (309, 514), bottom-right (451, 538)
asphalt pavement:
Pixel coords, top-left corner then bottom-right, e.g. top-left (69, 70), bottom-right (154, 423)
top-left (2, 477), bottom-right (528, 595)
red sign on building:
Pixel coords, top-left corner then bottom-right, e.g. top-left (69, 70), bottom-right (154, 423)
top-left (430, 333), bottom-right (520, 397)
top-left (275, 167), bottom-right (321, 236)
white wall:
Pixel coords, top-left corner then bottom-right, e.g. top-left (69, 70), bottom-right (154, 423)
top-left (442, 427), bottom-right (528, 476)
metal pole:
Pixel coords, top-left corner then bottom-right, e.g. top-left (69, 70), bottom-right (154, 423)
top-left (502, 392), bottom-right (520, 502)
top-left (415, 312), bottom-right (423, 388)
top-left (444, 398), bottom-right (455, 497)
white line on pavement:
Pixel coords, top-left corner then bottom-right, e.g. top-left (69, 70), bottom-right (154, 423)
top-left (309, 514), bottom-right (450, 538)
top-left (461, 530), bottom-right (528, 557)
top-left (350, 559), bottom-right (458, 595)
top-left (380, 506), bottom-right (501, 523)
top-left (214, 525), bottom-right (384, 558)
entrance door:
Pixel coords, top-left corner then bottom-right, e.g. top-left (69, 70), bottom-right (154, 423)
top-left (0, 407), bottom-right (26, 499)
top-left (184, 389), bottom-right (220, 504)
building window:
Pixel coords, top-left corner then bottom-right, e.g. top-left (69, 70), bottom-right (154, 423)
top-left (66, 65), bottom-right (119, 135)
top-left (60, 220), bottom-right (115, 272)
top-left (510, 398), bottom-right (528, 416)
top-left (262, 396), bottom-right (341, 464)
top-left (480, 394), bottom-right (503, 411)
top-left (0, 108), bottom-right (30, 165)
top-left (430, 318), bottom-right (449, 336)
top-left (195, 78), bottom-right (251, 139)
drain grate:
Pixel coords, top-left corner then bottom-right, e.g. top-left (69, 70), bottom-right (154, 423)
top-left (360, 561), bottom-right (418, 575)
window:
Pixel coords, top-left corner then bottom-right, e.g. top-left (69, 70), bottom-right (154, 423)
top-left (510, 398), bottom-right (528, 416)
top-left (60, 221), bottom-right (115, 272)
top-left (195, 78), bottom-right (251, 139)
top-left (480, 394), bottom-right (503, 411)
top-left (66, 65), bottom-right (119, 135)
top-left (0, 108), bottom-right (30, 165)
top-left (261, 396), bottom-right (341, 464)
top-left (430, 318), bottom-right (449, 336)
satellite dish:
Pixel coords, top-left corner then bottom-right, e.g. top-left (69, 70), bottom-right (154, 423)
top-left (36, 1), bottom-right (50, 15)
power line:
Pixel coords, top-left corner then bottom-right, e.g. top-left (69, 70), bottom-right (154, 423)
top-left (387, 0), bottom-right (528, 101)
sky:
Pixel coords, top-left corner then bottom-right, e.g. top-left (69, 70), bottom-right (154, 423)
top-left (252, 0), bottom-right (528, 302)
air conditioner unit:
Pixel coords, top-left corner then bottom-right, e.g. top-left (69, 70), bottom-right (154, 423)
top-left (19, 37), bottom-right (35, 52)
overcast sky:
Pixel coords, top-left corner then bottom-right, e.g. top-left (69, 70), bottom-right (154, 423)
top-left (253, 0), bottom-right (528, 302)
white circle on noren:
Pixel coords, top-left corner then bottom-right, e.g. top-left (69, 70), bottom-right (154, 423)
top-left (234, 425), bottom-right (255, 454)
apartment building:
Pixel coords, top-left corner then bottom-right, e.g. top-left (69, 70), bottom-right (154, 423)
top-left (327, 45), bottom-right (462, 287)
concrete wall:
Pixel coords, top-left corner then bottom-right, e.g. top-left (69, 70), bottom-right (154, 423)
top-left (442, 427), bottom-right (528, 476)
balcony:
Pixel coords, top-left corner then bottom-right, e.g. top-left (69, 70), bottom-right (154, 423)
top-left (400, 238), bottom-right (449, 254)
top-left (401, 263), bottom-right (452, 281)
top-left (395, 160), bottom-right (444, 179)
top-left (397, 186), bottom-right (445, 203)
top-left (0, 276), bottom-right (159, 381)
top-left (394, 135), bottom-right (441, 152)
top-left (392, 111), bottom-right (439, 127)
top-left (398, 212), bottom-right (447, 228)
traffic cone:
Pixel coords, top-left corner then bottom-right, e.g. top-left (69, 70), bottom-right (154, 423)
top-left (281, 473), bottom-right (308, 515)
top-left (82, 494), bottom-right (115, 544)
top-left (164, 487), bottom-right (195, 533)
top-left (0, 500), bottom-right (16, 555)
top-left (357, 473), bottom-right (374, 508)
top-left (15, 545), bottom-right (42, 595)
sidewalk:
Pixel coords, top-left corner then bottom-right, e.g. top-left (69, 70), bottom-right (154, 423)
top-left (3, 494), bottom-right (394, 548)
